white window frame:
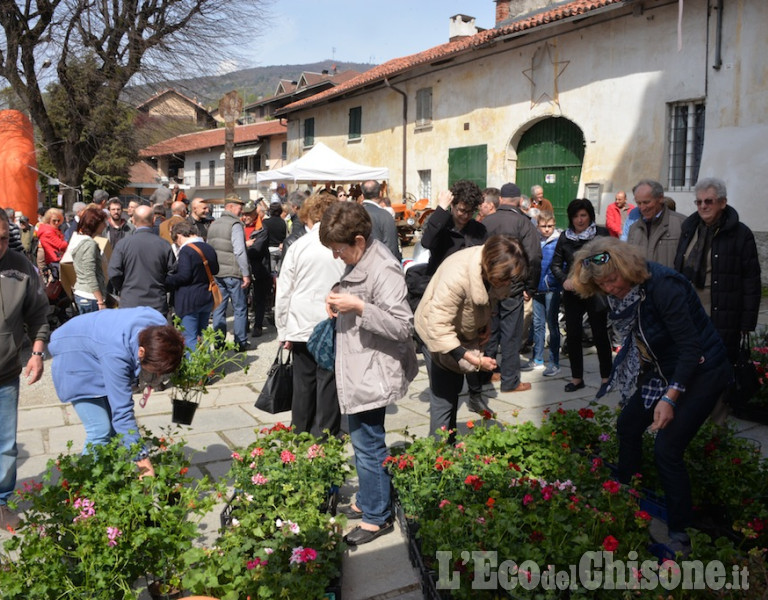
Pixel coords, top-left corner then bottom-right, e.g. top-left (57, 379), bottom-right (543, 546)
top-left (418, 169), bottom-right (432, 200)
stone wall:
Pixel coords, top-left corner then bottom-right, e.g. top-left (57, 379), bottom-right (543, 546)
top-left (755, 232), bottom-right (768, 287)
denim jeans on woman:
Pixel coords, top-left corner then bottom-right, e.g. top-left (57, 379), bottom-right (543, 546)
top-left (75, 295), bottom-right (99, 314)
top-left (71, 396), bottom-right (116, 451)
top-left (348, 407), bottom-right (391, 526)
top-left (0, 379), bottom-right (20, 505)
top-left (180, 302), bottom-right (213, 351)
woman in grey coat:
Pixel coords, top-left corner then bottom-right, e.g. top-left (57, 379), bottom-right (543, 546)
top-left (320, 202), bottom-right (418, 546)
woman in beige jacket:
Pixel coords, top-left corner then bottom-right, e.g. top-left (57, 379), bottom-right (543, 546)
top-left (320, 202), bottom-right (418, 546)
top-left (415, 236), bottom-right (528, 435)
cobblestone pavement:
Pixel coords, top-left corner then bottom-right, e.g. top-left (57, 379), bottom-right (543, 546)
top-left (4, 299), bottom-right (768, 600)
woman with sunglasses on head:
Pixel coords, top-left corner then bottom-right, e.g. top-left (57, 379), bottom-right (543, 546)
top-left (550, 198), bottom-right (612, 394)
top-left (571, 236), bottom-right (732, 556)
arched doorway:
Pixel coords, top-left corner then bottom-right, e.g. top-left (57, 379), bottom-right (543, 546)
top-left (515, 118), bottom-right (585, 228)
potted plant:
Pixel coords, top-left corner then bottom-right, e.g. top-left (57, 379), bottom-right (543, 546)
top-left (0, 429), bottom-right (221, 600)
top-left (169, 325), bottom-right (248, 425)
top-left (182, 424), bottom-right (349, 600)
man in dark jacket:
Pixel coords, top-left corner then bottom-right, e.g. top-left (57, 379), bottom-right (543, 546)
top-left (360, 180), bottom-right (401, 261)
top-left (107, 205), bottom-right (176, 315)
top-left (480, 182), bottom-right (542, 393)
top-left (674, 176), bottom-right (761, 365)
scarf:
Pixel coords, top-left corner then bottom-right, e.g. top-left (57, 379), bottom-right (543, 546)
top-left (682, 220), bottom-right (715, 289)
top-left (564, 221), bottom-right (597, 242)
top-left (606, 286), bottom-right (667, 408)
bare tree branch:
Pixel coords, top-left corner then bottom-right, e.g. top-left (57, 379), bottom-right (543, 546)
top-left (0, 0), bottom-right (270, 205)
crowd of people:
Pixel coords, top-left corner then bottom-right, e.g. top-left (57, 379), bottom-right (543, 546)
top-left (0, 175), bottom-right (762, 553)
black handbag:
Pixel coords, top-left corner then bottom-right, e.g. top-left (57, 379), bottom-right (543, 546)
top-left (255, 347), bottom-right (293, 413)
top-left (727, 333), bottom-right (760, 407)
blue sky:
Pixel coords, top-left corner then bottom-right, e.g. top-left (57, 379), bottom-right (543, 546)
top-left (247, 0), bottom-right (492, 67)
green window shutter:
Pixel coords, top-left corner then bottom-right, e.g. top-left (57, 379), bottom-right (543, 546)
top-left (349, 107), bottom-right (362, 140)
top-left (304, 118), bottom-right (315, 147)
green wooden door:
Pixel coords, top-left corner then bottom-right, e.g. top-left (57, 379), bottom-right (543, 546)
top-left (448, 145), bottom-right (487, 189)
top-left (516, 118), bottom-right (584, 228)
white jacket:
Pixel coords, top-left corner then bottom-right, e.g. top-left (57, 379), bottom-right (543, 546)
top-left (275, 224), bottom-right (345, 342)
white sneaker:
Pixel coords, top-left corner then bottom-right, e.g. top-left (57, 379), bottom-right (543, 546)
top-left (467, 395), bottom-right (491, 415)
top-left (543, 365), bottom-right (561, 377)
top-left (524, 360), bottom-right (545, 371)
top-left (0, 505), bottom-right (21, 530)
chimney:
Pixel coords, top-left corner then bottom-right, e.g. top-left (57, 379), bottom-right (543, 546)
top-left (498, 1), bottom-right (556, 25)
top-left (449, 14), bottom-right (478, 41)
top-left (496, 0), bottom-right (511, 24)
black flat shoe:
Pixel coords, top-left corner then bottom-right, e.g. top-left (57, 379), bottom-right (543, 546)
top-left (338, 504), bottom-right (363, 520)
top-left (564, 381), bottom-right (585, 392)
top-left (344, 519), bottom-right (394, 546)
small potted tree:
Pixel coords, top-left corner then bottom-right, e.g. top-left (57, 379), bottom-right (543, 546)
top-left (169, 326), bottom-right (248, 425)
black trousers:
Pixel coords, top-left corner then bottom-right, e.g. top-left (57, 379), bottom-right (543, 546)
top-left (290, 342), bottom-right (341, 439)
top-left (562, 291), bottom-right (612, 380)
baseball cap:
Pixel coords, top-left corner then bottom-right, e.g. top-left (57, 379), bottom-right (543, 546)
top-left (500, 183), bottom-right (522, 198)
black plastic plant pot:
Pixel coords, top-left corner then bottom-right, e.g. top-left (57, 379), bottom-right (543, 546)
top-left (171, 398), bottom-right (198, 425)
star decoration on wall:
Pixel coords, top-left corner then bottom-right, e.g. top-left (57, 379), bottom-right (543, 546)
top-left (523, 42), bottom-right (570, 108)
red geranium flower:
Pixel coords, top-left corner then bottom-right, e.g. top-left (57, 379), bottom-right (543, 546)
top-left (578, 407), bottom-right (595, 419)
top-left (602, 480), bottom-right (621, 494)
top-left (603, 535), bottom-right (619, 552)
top-left (464, 474), bottom-right (484, 491)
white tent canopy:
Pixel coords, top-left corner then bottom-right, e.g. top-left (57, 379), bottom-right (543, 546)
top-left (256, 142), bottom-right (389, 183)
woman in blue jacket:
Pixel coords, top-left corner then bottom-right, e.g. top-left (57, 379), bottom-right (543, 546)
top-left (165, 220), bottom-right (219, 350)
top-left (571, 237), bottom-right (732, 556)
top-left (49, 307), bottom-right (185, 477)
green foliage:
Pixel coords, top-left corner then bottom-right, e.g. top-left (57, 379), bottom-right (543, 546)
top-left (0, 430), bottom-right (221, 600)
top-left (181, 423), bottom-right (348, 599)
top-left (389, 410), bottom-right (768, 599)
top-left (170, 324), bottom-right (249, 404)
top-left (748, 325), bottom-right (768, 406)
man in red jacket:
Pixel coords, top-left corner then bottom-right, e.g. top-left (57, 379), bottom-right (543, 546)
top-left (605, 190), bottom-right (635, 238)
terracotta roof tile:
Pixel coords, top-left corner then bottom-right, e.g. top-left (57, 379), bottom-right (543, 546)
top-left (140, 120), bottom-right (286, 157)
top-left (279, 0), bottom-right (623, 114)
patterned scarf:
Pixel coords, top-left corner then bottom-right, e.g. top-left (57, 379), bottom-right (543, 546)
top-left (564, 221), bottom-right (597, 242)
top-left (607, 285), bottom-right (667, 408)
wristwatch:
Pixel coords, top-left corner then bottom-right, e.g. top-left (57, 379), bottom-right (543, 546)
top-left (31, 350), bottom-right (46, 358)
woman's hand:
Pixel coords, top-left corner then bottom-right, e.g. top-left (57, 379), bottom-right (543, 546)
top-left (326, 292), bottom-right (364, 317)
top-left (650, 400), bottom-right (674, 431)
top-left (437, 190), bottom-right (453, 210)
top-left (136, 457), bottom-right (155, 479)
top-left (282, 341), bottom-right (293, 350)
top-left (478, 356), bottom-right (498, 372)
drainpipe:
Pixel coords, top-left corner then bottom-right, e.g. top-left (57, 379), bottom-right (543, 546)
top-left (384, 78), bottom-right (407, 200)
top-left (713, 0), bottom-right (724, 70)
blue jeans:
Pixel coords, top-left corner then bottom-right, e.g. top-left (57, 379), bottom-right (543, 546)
top-left (0, 379), bottom-right (20, 505)
top-left (212, 277), bottom-right (248, 345)
top-left (71, 397), bottom-right (116, 451)
top-left (75, 295), bottom-right (99, 314)
top-left (180, 304), bottom-right (213, 351)
top-left (532, 291), bottom-right (561, 367)
top-left (348, 407), bottom-right (391, 526)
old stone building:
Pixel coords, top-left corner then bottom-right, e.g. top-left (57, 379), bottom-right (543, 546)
top-left (276, 0), bottom-right (768, 280)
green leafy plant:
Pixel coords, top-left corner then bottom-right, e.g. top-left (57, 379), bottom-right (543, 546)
top-left (181, 423), bottom-right (348, 600)
top-left (0, 429), bottom-right (221, 600)
top-left (170, 324), bottom-right (249, 405)
top-left (748, 325), bottom-right (768, 407)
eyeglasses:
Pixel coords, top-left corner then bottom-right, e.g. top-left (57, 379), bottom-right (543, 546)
top-left (453, 205), bottom-right (472, 215)
top-left (331, 246), bottom-right (348, 256)
top-left (582, 252), bottom-right (611, 267)
top-left (338, 193), bottom-right (348, 197)
top-left (694, 198), bottom-right (718, 207)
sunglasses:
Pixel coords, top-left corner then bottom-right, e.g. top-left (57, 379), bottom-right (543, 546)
top-left (694, 198), bottom-right (718, 207)
top-left (582, 252), bottom-right (611, 267)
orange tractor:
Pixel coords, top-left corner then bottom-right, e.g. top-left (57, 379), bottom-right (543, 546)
top-left (390, 193), bottom-right (434, 246)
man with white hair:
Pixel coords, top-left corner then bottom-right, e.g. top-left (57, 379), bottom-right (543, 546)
top-left (64, 201), bottom-right (87, 242)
